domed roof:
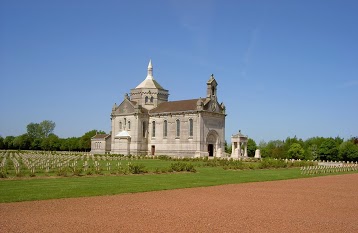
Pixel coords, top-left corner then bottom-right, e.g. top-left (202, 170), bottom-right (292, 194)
top-left (135, 60), bottom-right (165, 89)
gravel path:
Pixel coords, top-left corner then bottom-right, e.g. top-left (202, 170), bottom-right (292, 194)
top-left (1, 174), bottom-right (357, 233)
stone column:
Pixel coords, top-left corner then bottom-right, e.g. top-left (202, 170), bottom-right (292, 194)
top-left (237, 143), bottom-right (241, 158)
top-left (231, 142), bottom-right (236, 157)
top-left (244, 143), bottom-right (248, 157)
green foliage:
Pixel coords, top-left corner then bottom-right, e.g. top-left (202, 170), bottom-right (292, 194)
top-left (128, 164), bottom-right (148, 174)
top-left (41, 134), bottom-right (60, 151)
top-left (247, 138), bottom-right (257, 157)
top-left (264, 140), bottom-right (285, 159)
top-left (225, 141), bottom-right (232, 154)
top-left (170, 162), bottom-right (196, 172)
top-left (0, 171), bottom-right (7, 178)
top-left (319, 138), bottom-right (340, 161)
top-left (339, 141), bottom-right (358, 162)
top-left (26, 120), bottom-right (56, 139)
top-left (0, 136), bottom-right (4, 149)
top-left (3, 136), bottom-right (15, 149)
top-left (287, 143), bottom-right (305, 160)
top-left (13, 134), bottom-right (32, 150)
top-left (79, 130), bottom-right (106, 151)
top-left (158, 155), bottom-right (171, 160)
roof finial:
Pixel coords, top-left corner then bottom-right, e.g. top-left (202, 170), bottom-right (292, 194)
top-left (146, 59), bottom-right (153, 79)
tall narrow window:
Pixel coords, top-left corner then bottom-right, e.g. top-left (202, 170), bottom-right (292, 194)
top-left (152, 121), bottom-right (156, 137)
top-left (142, 121), bottom-right (146, 138)
top-left (189, 119), bottom-right (193, 137)
top-left (128, 121), bottom-right (131, 130)
top-left (119, 122), bottom-right (122, 130)
top-left (163, 120), bottom-right (167, 138)
top-left (145, 96), bottom-right (149, 103)
top-left (176, 119), bottom-right (180, 137)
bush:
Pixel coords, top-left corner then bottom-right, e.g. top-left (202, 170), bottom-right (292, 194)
top-left (170, 162), bottom-right (196, 172)
top-left (158, 155), bottom-right (171, 161)
top-left (128, 164), bottom-right (147, 174)
top-left (73, 168), bottom-right (83, 176)
top-left (258, 158), bottom-right (287, 169)
top-left (0, 171), bottom-right (7, 178)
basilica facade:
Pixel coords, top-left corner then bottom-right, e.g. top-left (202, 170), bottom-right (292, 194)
top-left (91, 60), bottom-right (226, 157)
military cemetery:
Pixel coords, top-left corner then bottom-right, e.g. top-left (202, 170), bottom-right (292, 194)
top-left (1, 1), bottom-right (358, 232)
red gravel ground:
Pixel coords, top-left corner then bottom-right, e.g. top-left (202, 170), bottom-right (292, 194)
top-left (1, 174), bottom-right (357, 233)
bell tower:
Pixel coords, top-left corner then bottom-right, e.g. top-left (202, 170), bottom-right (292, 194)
top-left (206, 74), bottom-right (218, 100)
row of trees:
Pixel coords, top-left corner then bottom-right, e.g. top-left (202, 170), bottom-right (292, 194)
top-left (1, 120), bottom-right (357, 162)
top-left (225, 136), bottom-right (358, 162)
top-left (0, 120), bottom-right (105, 152)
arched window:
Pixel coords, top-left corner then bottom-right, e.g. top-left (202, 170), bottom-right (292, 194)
top-left (163, 120), bottom-right (167, 138)
top-left (152, 121), bottom-right (156, 137)
top-left (150, 96), bottom-right (154, 103)
top-left (142, 121), bottom-right (146, 138)
top-left (119, 121), bottom-right (122, 130)
top-left (189, 119), bottom-right (193, 137)
top-left (128, 121), bottom-right (131, 130)
top-left (145, 96), bottom-right (149, 103)
top-left (176, 119), bottom-right (180, 137)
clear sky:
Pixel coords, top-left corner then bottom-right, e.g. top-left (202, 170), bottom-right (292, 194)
top-left (1, 0), bottom-right (357, 143)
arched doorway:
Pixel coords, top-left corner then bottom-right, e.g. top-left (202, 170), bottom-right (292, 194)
top-left (206, 130), bottom-right (220, 157)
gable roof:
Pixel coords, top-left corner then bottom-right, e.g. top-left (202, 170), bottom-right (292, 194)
top-left (150, 99), bottom-right (199, 114)
top-left (91, 134), bottom-right (111, 139)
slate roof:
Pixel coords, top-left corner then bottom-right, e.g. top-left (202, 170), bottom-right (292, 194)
top-left (150, 99), bottom-right (199, 113)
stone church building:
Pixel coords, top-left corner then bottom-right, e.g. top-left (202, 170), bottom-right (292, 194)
top-left (91, 60), bottom-right (226, 157)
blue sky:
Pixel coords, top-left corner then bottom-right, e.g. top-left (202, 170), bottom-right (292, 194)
top-left (1, 0), bottom-right (357, 143)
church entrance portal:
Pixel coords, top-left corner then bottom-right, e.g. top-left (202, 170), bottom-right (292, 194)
top-left (208, 144), bottom-right (214, 157)
top-left (206, 130), bottom-right (219, 157)
top-left (151, 145), bottom-right (155, 155)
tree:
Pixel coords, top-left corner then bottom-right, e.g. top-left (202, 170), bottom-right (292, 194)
top-left (225, 141), bottom-right (232, 154)
top-left (284, 136), bottom-right (304, 157)
top-left (13, 134), bottom-right (32, 150)
top-left (31, 138), bottom-right (42, 150)
top-left (303, 137), bottom-right (327, 160)
top-left (319, 138), bottom-right (340, 161)
top-left (4, 136), bottom-right (15, 149)
top-left (41, 133), bottom-right (60, 151)
top-left (59, 137), bottom-right (80, 151)
top-left (247, 138), bottom-right (257, 157)
top-left (265, 140), bottom-right (285, 158)
top-left (79, 130), bottom-right (105, 151)
top-left (27, 123), bottom-right (41, 139)
top-left (27, 120), bottom-right (56, 139)
top-left (39, 120), bottom-right (56, 138)
top-left (287, 143), bottom-right (305, 160)
top-left (339, 141), bottom-right (358, 162)
top-left (0, 136), bottom-right (4, 149)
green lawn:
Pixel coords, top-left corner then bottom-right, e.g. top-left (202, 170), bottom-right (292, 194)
top-left (1, 165), bottom-right (349, 203)
top-left (1, 157), bottom-right (356, 203)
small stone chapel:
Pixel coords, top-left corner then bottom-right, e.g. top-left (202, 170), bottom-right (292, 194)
top-left (91, 60), bottom-right (226, 157)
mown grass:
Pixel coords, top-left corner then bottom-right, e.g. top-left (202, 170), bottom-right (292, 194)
top-left (2, 164), bottom-right (356, 203)
top-left (0, 159), bottom-right (356, 202)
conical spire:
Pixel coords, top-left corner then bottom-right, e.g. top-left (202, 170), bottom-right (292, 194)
top-left (135, 60), bottom-right (164, 89)
top-left (146, 59), bottom-right (153, 79)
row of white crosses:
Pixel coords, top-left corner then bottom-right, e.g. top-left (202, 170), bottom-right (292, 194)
top-left (0, 151), bottom-right (8, 172)
top-left (301, 163), bottom-right (358, 175)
